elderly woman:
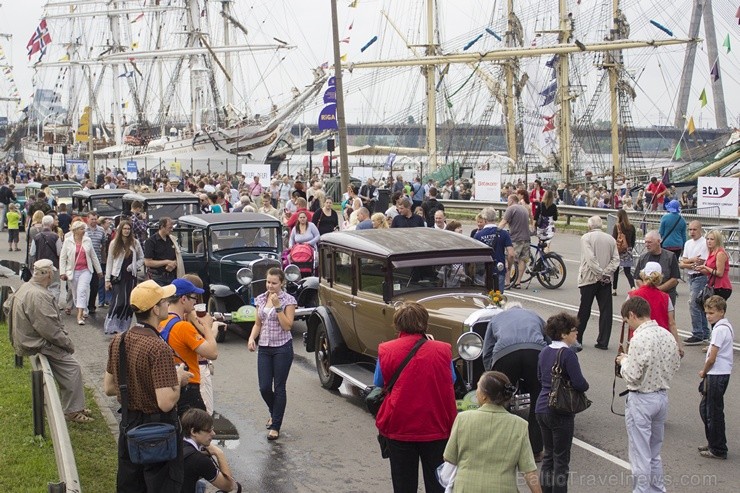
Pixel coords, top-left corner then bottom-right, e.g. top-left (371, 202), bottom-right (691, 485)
top-left (288, 211), bottom-right (320, 249)
top-left (375, 303), bottom-right (457, 493)
top-left (628, 262), bottom-right (684, 356)
top-left (696, 230), bottom-right (732, 301)
top-left (444, 371), bottom-right (541, 493)
top-left (536, 313), bottom-right (588, 493)
top-left (60, 220), bottom-right (103, 325)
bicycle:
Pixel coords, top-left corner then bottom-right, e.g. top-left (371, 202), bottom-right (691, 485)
top-left (506, 238), bottom-right (567, 289)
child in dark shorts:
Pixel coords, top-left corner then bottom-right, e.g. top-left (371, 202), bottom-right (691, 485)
top-left (6, 203), bottom-right (20, 251)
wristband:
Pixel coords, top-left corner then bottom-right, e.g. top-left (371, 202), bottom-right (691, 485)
top-left (275, 306), bottom-right (283, 313)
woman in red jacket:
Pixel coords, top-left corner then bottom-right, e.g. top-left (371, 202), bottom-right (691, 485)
top-left (628, 262), bottom-right (684, 357)
top-left (374, 303), bottom-right (457, 493)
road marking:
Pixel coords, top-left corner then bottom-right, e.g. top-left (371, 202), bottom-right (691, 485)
top-left (507, 290), bottom-right (740, 351)
top-left (573, 438), bottom-right (632, 470)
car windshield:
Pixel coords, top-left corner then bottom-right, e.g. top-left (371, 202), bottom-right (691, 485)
top-left (90, 197), bottom-right (124, 216)
top-left (391, 261), bottom-right (489, 296)
top-left (52, 186), bottom-right (80, 198)
top-left (146, 202), bottom-right (198, 221)
top-left (210, 226), bottom-right (280, 252)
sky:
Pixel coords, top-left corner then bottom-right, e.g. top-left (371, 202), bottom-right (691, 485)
top-left (1, 0), bottom-right (737, 130)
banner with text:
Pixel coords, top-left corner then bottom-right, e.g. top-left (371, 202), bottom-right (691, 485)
top-left (126, 160), bottom-right (138, 180)
top-left (697, 176), bottom-right (738, 217)
top-left (473, 169), bottom-right (502, 201)
top-left (241, 164), bottom-right (272, 182)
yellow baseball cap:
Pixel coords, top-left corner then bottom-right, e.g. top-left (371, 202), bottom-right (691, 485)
top-left (130, 280), bottom-right (177, 312)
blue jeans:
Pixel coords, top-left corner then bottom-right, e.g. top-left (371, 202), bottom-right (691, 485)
top-left (98, 263), bottom-right (112, 305)
top-left (537, 412), bottom-right (575, 493)
top-left (257, 340), bottom-right (293, 431)
top-left (700, 374), bottom-right (730, 457)
top-left (688, 275), bottom-right (709, 339)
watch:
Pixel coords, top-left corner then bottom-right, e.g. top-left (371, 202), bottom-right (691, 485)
top-left (275, 306), bottom-right (283, 313)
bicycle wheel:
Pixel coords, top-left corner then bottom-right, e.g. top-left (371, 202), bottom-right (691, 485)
top-left (536, 253), bottom-right (567, 289)
top-left (519, 245), bottom-right (538, 284)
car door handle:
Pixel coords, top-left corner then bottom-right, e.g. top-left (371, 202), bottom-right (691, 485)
top-left (343, 301), bottom-right (357, 308)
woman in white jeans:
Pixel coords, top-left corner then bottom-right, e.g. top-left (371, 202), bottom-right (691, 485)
top-left (59, 220), bottom-right (102, 325)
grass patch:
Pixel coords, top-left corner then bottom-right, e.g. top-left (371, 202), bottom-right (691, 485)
top-left (0, 325), bottom-right (117, 492)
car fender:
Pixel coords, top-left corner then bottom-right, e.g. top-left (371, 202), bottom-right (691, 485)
top-left (295, 276), bottom-right (319, 305)
top-left (462, 306), bottom-right (503, 333)
top-left (209, 283), bottom-right (235, 299)
top-left (305, 306), bottom-right (346, 356)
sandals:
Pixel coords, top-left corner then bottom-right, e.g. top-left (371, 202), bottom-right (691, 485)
top-left (65, 411), bottom-right (94, 423)
top-left (266, 418), bottom-right (272, 429)
top-left (267, 429), bottom-right (280, 441)
top-left (64, 308), bottom-right (72, 315)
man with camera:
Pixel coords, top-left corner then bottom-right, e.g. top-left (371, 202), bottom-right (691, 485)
top-left (181, 408), bottom-right (238, 493)
top-left (103, 280), bottom-right (193, 492)
top-left (616, 297), bottom-right (680, 493)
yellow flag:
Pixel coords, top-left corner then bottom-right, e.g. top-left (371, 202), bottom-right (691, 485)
top-left (76, 106), bottom-right (92, 142)
top-left (687, 117), bottom-right (696, 134)
top-left (58, 54), bottom-right (70, 62)
top-left (340, 54), bottom-right (347, 62)
top-left (348, 0), bottom-right (359, 7)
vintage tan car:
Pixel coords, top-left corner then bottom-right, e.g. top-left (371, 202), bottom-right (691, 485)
top-left (301, 228), bottom-right (505, 399)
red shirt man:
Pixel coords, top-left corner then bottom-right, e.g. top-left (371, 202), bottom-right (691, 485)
top-left (645, 177), bottom-right (667, 211)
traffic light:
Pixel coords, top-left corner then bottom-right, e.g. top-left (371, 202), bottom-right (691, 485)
top-left (306, 138), bottom-right (314, 152)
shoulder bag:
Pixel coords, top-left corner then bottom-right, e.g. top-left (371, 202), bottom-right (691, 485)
top-left (616, 224), bottom-right (628, 254)
top-left (118, 330), bottom-right (178, 465)
top-left (548, 348), bottom-right (592, 414)
top-left (696, 274), bottom-right (715, 309)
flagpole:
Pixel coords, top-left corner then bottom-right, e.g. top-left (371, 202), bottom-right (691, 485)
top-left (330, 0), bottom-right (350, 192)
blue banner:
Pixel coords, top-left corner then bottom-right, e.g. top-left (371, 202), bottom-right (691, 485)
top-left (323, 87), bottom-right (336, 104)
top-left (318, 104), bottom-right (338, 131)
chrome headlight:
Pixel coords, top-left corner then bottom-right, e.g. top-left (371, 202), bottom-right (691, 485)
top-left (284, 264), bottom-right (301, 283)
top-left (236, 267), bottom-right (253, 286)
top-left (456, 331), bottom-right (483, 361)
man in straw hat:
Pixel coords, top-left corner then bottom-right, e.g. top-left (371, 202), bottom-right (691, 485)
top-left (3, 259), bottom-right (92, 423)
top-left (103, 280), bottom-right (193, 492)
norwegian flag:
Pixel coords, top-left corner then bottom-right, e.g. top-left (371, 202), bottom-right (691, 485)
top-left (27, 19), bottom-right (52, 60)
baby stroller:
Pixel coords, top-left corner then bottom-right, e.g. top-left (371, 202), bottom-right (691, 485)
top-left (283, 243), bottom-right (316, 278)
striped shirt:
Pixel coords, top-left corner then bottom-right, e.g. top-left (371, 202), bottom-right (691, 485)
top-left (85, 225), bottom-right (107, 262)
top-left (255, 290), bottom-right (297, 347)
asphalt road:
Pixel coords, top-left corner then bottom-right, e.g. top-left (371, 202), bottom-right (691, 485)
top-left (2, 230), bottom-right (738, 492)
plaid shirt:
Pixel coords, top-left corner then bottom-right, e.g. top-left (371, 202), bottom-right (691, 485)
top-left (255, 290), bottom-right (296, 347)
top-left (131, 213), bottom-right (149, 245)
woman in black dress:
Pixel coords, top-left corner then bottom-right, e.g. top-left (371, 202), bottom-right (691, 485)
top-left (104, 220), bottom-right (144, 334)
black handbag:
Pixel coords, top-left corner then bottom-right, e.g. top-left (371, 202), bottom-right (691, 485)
top-left (20, 264), bottom-right (32, 282)
top-left (365, 337), bottom-right (427, 417)
top-left (696, 275), bottom-right (715, 309)
top-left (110, 274), bottom-right (122, 285)
top-left (118, 331), bottom-right (178, 465)
top-left (548, 348), bottom-right (592, 414)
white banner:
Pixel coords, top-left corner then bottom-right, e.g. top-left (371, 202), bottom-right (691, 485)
top-left (697, 177), bottom-right (739, 218)
top-left (352, 166), bottom-right (375, 183)
top-left (241, 164), bottom-right (272, 183)
top-left (473, 169), bottom-right (502, 201)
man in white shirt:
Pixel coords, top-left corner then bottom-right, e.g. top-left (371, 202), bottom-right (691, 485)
top-left (433, 210), bottom-right (447, 230)
top-left (617, 297), bottom-right (680, 493)
top-left (679, 220), bottom-right (710, 345)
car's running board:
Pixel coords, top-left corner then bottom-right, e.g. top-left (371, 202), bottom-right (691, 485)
top-left (329, 364), bottom-right (375, 391)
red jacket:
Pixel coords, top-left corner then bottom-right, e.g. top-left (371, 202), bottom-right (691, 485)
top-left (375, 333), bottom-right (457, 442)
top-left (629, 285), bottom-right (670, 335)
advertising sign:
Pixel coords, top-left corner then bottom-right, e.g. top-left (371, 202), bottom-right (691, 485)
top-left (126, 160), bottom-right (138, 181)
top-left (473, 169), bottom-right (502, 201)
top-left (241, 164), bottom-right (271, 182)
top-left (168, 161), bottom-right (181, 180)
top-left (697, 177), bottom-right (738, 217)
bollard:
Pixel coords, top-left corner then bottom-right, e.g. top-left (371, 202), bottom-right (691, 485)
top-left (15, 355), bottom-right (23, 368)
top-left (47, 482), bottom-right (66, 493)
top-left (32, 369), bottom-right (45, 437)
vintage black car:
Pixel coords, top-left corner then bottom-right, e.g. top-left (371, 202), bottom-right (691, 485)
top-left (122, 192), bottom-right (199, 232)
top-left (72, 189), bottom-right (128, 220)
top-left (25, 180), bottom-right (82, 207)
top-left (301, 228), bottom-right (507, 405)
top-left (175, 213), bottom-right (305, 341)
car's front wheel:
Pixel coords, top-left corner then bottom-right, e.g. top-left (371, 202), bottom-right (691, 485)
top-left (315, 321), bottom-right (342, 390)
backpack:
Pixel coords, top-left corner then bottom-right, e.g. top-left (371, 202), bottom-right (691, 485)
top-left (616, 225), bottom-right (628, 254)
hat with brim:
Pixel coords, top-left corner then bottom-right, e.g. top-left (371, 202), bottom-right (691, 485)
top-left (172, 278), bottom-right (205, 297)
top-left (130, 280), bottom-right (177, 312)
top-left (33, 258), bottom-right (57, 272)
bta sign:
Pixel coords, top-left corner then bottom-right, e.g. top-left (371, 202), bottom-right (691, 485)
top-left (473, 169), bottom-right (502, 201)
top-left (697, 177), bottom-right (738, 217)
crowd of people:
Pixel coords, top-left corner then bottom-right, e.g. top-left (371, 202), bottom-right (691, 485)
top-left (1, 161), bottom-right (736, 493)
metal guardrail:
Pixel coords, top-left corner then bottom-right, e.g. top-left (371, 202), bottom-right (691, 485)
top-left (30, 354), bottom-right (81, 493)
top-left (441, 199), bottom-right (739, 282)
